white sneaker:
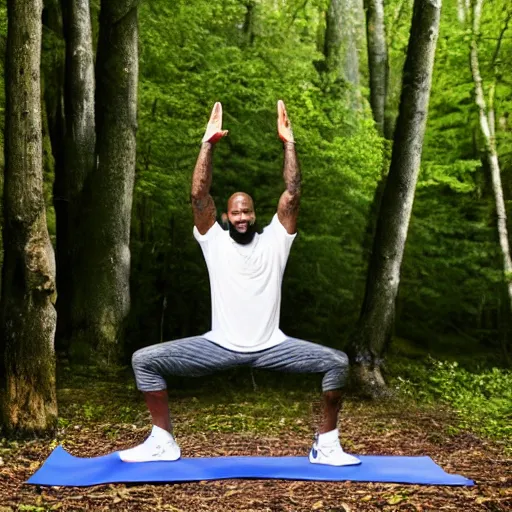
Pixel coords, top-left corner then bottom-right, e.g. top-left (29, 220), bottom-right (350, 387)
top-left (119, 425), bottom-right (181, 462)
top-left (308, 429), bottom-right (361, 467)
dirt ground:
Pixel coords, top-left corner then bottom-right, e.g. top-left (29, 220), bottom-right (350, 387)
top-left (0, 374), bottom-right (510, 511)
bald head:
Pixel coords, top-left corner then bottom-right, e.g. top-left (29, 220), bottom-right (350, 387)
top-left (227, 192), bottom-right (254, 211)
top-left (227, 192), bottom-right (256, 235)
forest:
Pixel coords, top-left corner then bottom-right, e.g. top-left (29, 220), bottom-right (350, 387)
top-left (0, 0), bottom-right (511, 510)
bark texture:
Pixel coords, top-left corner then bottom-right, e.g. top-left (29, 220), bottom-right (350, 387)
top-left (365, 0), bottom-right (389, 136)
top-left (42, 0), bottom-right (65, 349)
top-left (1, 0), bottom-right (58, 434)
top-left (470, 0), bottom-right (512, 317)
top-left (349, 0), bottom-right (442, 397)
top-left (324, 0), bottom-right (362, 87)
top-left (68, 0), bottom-right (139, 363)
top-left (55, 0), bottom-right (96, 351)
top-left (457, 0), bottom-right (470, 23)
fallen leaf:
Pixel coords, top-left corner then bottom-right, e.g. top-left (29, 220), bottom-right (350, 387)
top-left (224, 490), bottom-right (241, 497)
top-left (387, 494), bottom-right (406, 505)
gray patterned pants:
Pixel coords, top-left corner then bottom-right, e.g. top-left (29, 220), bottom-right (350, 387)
top-left (131, 337), bottom-right (349, 393)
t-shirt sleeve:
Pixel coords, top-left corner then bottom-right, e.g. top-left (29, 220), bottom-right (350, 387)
top-left (267, 213), bottom-right (297, 268)
top-left (193, 221), bottom-right (223, 260)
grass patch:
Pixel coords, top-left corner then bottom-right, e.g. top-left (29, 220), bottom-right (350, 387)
top-left (57, 365), bottom-right (324, 436)
top-left (176, 388), bottom-right (316, 435)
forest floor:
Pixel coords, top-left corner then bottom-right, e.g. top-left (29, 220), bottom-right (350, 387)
top-left (0, 365), bottom-right (510, 512)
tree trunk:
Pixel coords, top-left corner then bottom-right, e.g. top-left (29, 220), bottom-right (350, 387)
top-left (242, 0), bottom-right (256, 46)
top-left (365, 0), bottom-right (389, 137)
top-left (457, 0), bottom-right (466, 23)
top-left (470, 0), bottom-right (512, 340)
top-left (42, 0), bottom-right (65, 169)
top-left (324, 0), bottom-right (362, 88)
top-left (361, 0), bottom-right (391, 263)
top-left (348, 0), bottom-right (442, 398)
top-left (384, 0), bottom-right (407, 139)
top-left (41, 0), bottom-right (66, 350)
top-left (42, 0), bottom-right (65, 171)
top-left (68, 0), bottom-right (138, 364)
top-left (1, 0), bottom-right (57, 434)
top-left (55, 0), bottom-right (96, 354)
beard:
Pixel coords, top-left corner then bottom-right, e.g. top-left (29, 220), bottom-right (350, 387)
top-left (228, 220), bottom-right (257, 245)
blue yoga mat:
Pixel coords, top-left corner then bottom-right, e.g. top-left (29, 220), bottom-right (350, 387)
top-left (27, 445), bottom-right (473, 487)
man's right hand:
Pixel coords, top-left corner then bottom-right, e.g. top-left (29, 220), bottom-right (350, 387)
top-left (277, 100), bottom-right (295, 143)
top-left (202, 102), bottom-right (229, 144)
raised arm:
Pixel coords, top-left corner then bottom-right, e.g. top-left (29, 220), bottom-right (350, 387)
top-left (191, 102), bottom-right (228, 235)
top-left (276, 100), bottom-right (301, 234)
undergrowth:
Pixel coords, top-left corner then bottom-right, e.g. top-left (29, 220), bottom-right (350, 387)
top-left (387, 356), bottom-right (512, 442)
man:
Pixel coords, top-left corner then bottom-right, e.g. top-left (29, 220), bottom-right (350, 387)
top-left (119, 101), bottom-right (360, 467)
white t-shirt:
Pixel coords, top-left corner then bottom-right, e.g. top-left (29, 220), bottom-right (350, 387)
top-left (193, 214), bottom-right (296, 352)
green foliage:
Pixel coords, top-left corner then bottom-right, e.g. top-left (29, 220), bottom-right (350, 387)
top-left (129, 0), bottom-right (382, 351)
top-left (129, 0), bottom-right (512, 361)
top-left (381, 0), bottom-right (512, 357)
top-left (389, 357), bottom-right (512, 440)
top-left (0, 0), bottom-right (511, 367)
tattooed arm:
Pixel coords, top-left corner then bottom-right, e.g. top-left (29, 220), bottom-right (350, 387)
top-left (276, 100), bottom-right (301, 234)
top-left (191, 103), bottom-right (228, 235)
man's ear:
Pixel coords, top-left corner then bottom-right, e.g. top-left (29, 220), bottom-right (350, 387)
top-left (221, 212), bottom-right (229, 229)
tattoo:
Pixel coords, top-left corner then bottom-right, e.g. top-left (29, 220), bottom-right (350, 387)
top-left (191, 143), bottom-right (216, 232)
top-left (277, 142), bottom-right (301, 233)
top-left (283, 142), bottom-right (301, 213)
top-left (192, 195), bottom-right (216, 223)
top-left (192, 196), bottom-right (210, 213)
top-left (191, 142), bottom-right (213, 200)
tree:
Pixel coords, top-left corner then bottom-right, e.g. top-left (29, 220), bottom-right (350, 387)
top-left (55, 0), bottom-right (96, 352)
top-left (242, 0), bottom-right (256, 46)
top-left (323, 0), bottom-right (364, 99)
top-left (469, 0), bottom-right (512, 361)
top-left (349, 0), bottom-right (442, 396)
top-left (67, 0), bottom-right (139, 363)
top-left (365, 0), bottom-right (389, 137)
top-left (394, 0), bottom-right (505, 356)
top-left (0, 0), bottom-right (57, 434)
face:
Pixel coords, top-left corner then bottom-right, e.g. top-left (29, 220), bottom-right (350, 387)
top-left (227, 194), bottom-right (256, 233)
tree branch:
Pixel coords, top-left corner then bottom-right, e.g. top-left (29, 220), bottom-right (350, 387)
top-left (490, 9), bottom-right (512, 68)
